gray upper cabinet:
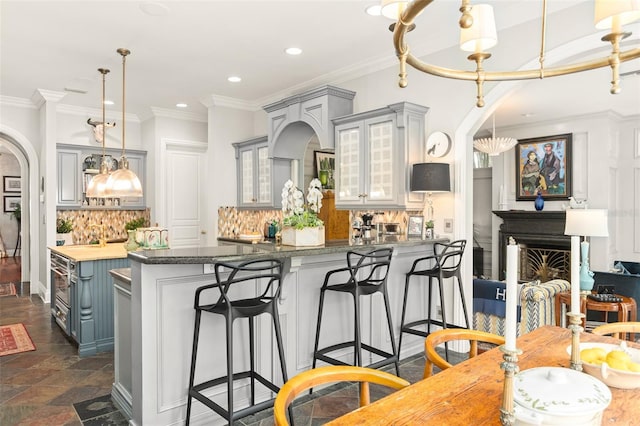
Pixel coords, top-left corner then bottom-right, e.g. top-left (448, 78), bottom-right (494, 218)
top-left (56, 144), bottom-right (147, 210)
top-left (333, 102), bottom-right (429, 210)
top-left (57, 148), bottom-right (83, 207)
top-left (233, 136), bottom-right (290, 209)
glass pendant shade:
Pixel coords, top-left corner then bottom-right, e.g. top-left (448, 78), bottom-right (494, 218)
top-left (460, 4), bottom-right (498, 52)
top-left (86, 67), bottom-right (111, 198)
top-left (105, 163), bottom-right (142, 197)
top-left (105, 48), bottom-right (143, 198)
top-left (86, 167), bottom-right (110, 198)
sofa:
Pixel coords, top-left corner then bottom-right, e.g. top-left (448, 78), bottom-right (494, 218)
top-left (592, 261), bottom-right (640, 321)
top-left (473, 278), bottom-right (571, 337)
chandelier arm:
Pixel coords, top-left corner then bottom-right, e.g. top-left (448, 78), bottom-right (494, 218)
top-left (403, 48), bottom-right (640, 82)
top-left (394, 0), bottom-right (640, 106)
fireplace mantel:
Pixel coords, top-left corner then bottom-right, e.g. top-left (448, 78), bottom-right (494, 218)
top-left (493, 210), bottom-right (569, 280)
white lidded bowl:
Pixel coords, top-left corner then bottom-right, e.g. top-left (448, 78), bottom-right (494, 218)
top-left (566, 342), bottom-right (640, 389)
top-left (514, 367), bottom-right (611, 426)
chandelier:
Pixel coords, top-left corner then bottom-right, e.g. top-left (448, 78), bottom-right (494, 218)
top-left (473, 114), bottom-right (517, 155)
top-left (387, 0), bottom-right (640, 107)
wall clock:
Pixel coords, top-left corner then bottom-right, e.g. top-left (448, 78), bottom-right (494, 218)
top-left (426, 131), bottom-right (452, 158)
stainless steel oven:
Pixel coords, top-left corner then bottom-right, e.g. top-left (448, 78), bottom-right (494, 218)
top-left (51, 252), bottom-right (76, 335)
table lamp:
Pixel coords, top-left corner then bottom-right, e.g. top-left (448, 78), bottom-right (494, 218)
top-left (410, 163), bottom-right (451, 221)
top-left (564, 209), bottom-right (609, 293)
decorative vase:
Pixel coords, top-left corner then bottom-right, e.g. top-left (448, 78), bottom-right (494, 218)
top-left (281, 226), bottom-right (325, 247)
top-left (534, 192), bottom-right (544, 211)
top-left (125, 230), bottom-right (139, 251)
top-left (319, 170), bottom-right (329, 187)
top-left (56, 232), bottom-right (73, 246)
top-left (425, 228), bottom-right (434, 239)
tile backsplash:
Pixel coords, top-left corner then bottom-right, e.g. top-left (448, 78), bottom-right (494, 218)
top-left (56, 209), bottom-right (151, 245)
top-left (218, 207), bottom-right (421, 238)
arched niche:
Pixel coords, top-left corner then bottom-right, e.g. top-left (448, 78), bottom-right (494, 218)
top-left (264, 85), bottom-right (355, 159)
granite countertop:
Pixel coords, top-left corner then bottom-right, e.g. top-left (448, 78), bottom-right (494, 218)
top-left (128, 236), bottom-right (448, 265)
top-left (50, 242), bottom-right (129, 262)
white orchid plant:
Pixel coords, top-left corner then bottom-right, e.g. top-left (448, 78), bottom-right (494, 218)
top-left (281, 179), bottom-right (324, 229)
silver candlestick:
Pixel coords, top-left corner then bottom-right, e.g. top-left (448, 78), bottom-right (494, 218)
top-left (499, 345), bottom-right (522, 426)
top-left (567, 311), bottom-right (585, 371)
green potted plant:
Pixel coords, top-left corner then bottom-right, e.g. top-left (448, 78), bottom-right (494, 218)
top-left (124, 217), bottom-right (147, 251)
top-left (425, 220), bottom-right (435, 239)
top-left (56, 217), bottom-right (74, 246)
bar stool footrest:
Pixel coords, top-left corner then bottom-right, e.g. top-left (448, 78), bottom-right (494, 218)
top-left (190, 370), bottom-right (281, 420)
top-left (401, 319), bottom-right (466, 338)
top-left (314, 341), bottom-right (398, 370)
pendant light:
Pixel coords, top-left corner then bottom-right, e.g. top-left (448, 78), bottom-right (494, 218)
top-left (86, 68), bottom-right (111, 198)
top-left (473, 114), bottom-right (517, 156)
top-left (105, 48), bottom-right (143, 197)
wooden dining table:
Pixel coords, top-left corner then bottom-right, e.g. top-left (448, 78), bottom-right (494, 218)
top-left (327, 325), bottom-right (640, 425)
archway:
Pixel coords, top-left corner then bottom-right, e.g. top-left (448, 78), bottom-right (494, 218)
top-left (0, 125), bottom-right (40, 298)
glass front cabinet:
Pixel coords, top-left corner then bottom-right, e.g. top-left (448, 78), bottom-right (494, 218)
top-left (233, 135), bottom-right (290, 209)
top-left (333, 102), bottom-right (429, 210)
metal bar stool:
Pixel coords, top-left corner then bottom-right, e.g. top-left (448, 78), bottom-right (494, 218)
top-left (186, 258), bottom-right (292, 425)
top-left (398, 239), bottom-right (469, 360)
top-left (312, 248), bottom-right (399, 375)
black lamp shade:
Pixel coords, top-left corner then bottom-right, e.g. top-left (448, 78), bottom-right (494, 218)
top-left (411, 163), bottom-right (451, 192)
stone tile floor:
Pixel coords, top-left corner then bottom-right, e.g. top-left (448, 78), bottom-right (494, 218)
top-left (1, 283), bottom-right (462, 425)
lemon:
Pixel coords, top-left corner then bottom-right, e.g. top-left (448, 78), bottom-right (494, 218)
top-left (606, 358), bottom-right (630, 371)
top-left (628, 362), bottom-right (640, 373)
top-left (606, 350), bottom-right (632, 365)
top-left (580, 347), bottom-right (607, 364)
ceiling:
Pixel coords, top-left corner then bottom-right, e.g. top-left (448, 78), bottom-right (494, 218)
top-left (1, 1), bottom-right (639, 130)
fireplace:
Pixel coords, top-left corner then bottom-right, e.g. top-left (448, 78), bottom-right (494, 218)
top-left (493, 211), bottom-right (570, 281)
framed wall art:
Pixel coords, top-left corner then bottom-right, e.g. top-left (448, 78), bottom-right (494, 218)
top-left (4, 196), bottom-right (21, 213)
top-left (314, 150), bottom-right (335, 190)
top-left (515, 133), bottom-right (572, 201)
top-left (407, 215), bottom-right (424, 237)
top-left (3, 176), bottom-right (21, 193)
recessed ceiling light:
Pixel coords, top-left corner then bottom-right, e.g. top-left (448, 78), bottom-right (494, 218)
top-left (365, 4), bottom-right (382, 16)
top-left (228, 76), bottom-right (242, 83)
top-left (176, 103), bottom-right (188, 108)
top-left (285, 47), bottom-right (302, 56)
top-left (103, 100), bottom-right (114, 105)
top-left (521, 113), bottom-right (536, 118)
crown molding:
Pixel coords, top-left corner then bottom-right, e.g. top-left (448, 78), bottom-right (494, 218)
top-left (31, 89), bottom-right (66, 107)
top-left (200, 94), bottom-right (260, 112)
top-left (146, 106), bottom-right (207, 123)
top-left (0, 95), bottom-right (38, 109)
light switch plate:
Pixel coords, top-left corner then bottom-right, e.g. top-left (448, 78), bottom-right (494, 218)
top-left (444, 218), bottom-right (453, 233)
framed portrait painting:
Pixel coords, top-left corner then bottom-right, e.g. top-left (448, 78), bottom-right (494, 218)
top-left (515, 133), bottom-right (572, 201)
top-left (3, 176), bottom-right (21, 193)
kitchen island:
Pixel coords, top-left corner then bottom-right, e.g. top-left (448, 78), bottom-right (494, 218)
top-left (125, 237), bottom-right (450, 425)
top-left (49, 243), bottom-right (130, 357)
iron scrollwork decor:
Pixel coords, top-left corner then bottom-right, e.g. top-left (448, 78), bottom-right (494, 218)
top-left (515, 134), bottom-right (572, 201)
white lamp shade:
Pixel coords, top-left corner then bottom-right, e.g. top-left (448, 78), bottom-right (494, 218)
top-left (460, 4), bottom-right (498, 52)
top-left (85, 172), bottom-right (110, 198)
top-left (105, 167), bottom-right (143, 197)
top-left (381, 0), bottom-right (411, 20)
top-left (595, 0), bottom-right (640, 30)
top-left (564, 209), bottom-right (609, 237)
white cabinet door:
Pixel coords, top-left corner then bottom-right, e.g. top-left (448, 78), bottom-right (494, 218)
top-left (240, 148), bottom-right (255, 204)
top-left (256, 146), bottom-right (271, 204)
top-left (57, 149), bottom-right (82, 207)
top-left (367, 119), bottom-right (394, 202)
top-left (336, 124), bottom-right (363, 204)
